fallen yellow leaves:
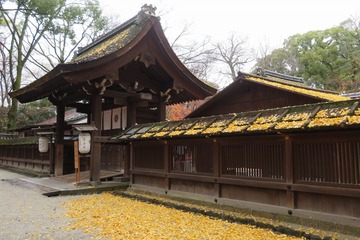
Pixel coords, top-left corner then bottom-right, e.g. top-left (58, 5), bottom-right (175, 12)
top-left (282, 112), bottom-right (310, 121)
top-left (247, 123), bottom-right (274, 131)
top-left (308, 117), bottom-right (346, 128)
top-left (168, 130), bottom-right (185, 136)
top-left (154, 131), bottom-right (168, 137)
top-left (184, 129), bottom-right (203, 135)
top-left (65, 193), bottom-right (301, 240)
top-left (275, 120), bottom-right (307, 130)
top-left (202, 127), bottom-right (223, 134)
top-left (223, 125), bottom-right (247, 133)
top-left (254, 114), bottom-right (280, 124)
top-left (315, 107), bottom-right (349, 118)
top-left (347, 116), bottom-right (360, 125)
top-left (141, 133), bottom-right (154, 138)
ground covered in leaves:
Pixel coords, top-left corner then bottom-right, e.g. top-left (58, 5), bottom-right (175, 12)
top-left (65, 192), bottom-right (303, 240)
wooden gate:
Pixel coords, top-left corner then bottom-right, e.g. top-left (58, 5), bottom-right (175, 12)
top-left (101, 143), bottom-right (128, 172)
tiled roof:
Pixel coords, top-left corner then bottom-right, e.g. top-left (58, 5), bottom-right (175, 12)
top-left (111, 100), bottom-right (360, 141)
top-left (39, 108), bottom-right (86, 125)
top-left (244, 75), bottom-right (349, 102)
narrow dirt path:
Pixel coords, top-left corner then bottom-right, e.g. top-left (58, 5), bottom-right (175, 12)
top-left (0, 168), bottom-right (96, 240)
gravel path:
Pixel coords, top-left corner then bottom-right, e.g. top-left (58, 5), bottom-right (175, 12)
top-left (0, 168), bottom-right (97, 240)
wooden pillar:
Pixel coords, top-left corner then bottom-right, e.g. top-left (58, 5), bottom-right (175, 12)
top-left (285, 136), bottom-right (295, 209)
top-left (54, 104), bottom-right (65, 176)
top-left (123, 144), bottom-right (130, 177)
top-left (158, 101), bottom-right (166, 121)
top-left (127, 102), bottom-right (137, 127)
top-left (49, 133), bottom-right (55, 174)
top-left (164, 140), bottom-right (170, 192)
top-left (212, 139), bottom-right (220, 198)
top-left (129, 142), bottom-right (134, 185)
top-left (90, 95), bottom-right (102, 183)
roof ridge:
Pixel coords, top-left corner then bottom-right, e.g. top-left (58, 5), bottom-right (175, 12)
top-left (241, 71), bottom-right (338, 94)
top-left (241, 74), bottom-right (348, 102)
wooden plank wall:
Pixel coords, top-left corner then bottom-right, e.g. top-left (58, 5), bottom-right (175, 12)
top-left (130, 131), bottom-right (360, 218)
top-left (0, 144), bottom-right (50, 172)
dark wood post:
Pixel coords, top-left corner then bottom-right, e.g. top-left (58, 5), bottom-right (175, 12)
top-left (49, 133), bottom-right (54, 174)
top-left (164, 140), bottom-right (170, 192)
top-left (158, 101), bottom-right (166, 122)
top-left (285, 135), bottom-right (294, 209)
top-left (54, 104), bottom-right (65, 176)
top-left (127, 102), bottom-right (137, 127)
top-left (90, 95), bottom-right (102, 183)
top-left (213, 139), bottom-right (220, 198)
top-left (129, 142), bottom-right (134, 185)
top-left (123, 145), bottom-right (130, 177)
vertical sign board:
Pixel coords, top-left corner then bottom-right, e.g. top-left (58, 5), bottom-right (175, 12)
top-left (112, 108), bottom-right (121, 129)
top-left (74, 140), bottom-right (80, 183)
top-left (122, 107), bottom-right (127, 129)
top-left (103, 110), bottom-right (112, 130)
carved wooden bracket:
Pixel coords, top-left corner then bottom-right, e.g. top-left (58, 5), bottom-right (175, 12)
top-left (83, 78), bottom-right (114, 96)
top-left (160, 88), bottom-right (172, 103)
top-left (139, 51), bottom-right (155, 68)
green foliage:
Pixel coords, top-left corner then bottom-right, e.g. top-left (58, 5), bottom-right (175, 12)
top-left (255, 18), bottom-right (360, 92)
top-left (16, 99), bottom-right (56, 128)
top-left (27, 0), bottom-right (66, 16)
top-left (0, 0), bottom-right (109, 130)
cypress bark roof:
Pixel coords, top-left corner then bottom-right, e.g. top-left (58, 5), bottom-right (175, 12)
top-left (187, 72), bottom-right (349, 118)
top-left (10, 6), bottom-right (216, 104)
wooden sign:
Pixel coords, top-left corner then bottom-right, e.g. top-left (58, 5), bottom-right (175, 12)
top-left (74, 140), bottom-right (80, 183)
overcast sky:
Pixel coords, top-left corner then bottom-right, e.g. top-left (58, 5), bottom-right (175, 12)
top-left (98, 1), bottom-right (360, 81)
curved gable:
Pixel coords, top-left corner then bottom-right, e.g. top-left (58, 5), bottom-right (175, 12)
top-left (10, 8), bottom-right (216, 104)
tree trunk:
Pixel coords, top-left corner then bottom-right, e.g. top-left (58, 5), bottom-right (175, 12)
top-left (7, 98), bottom-right (18, 131)
top-left (7, 71), bottom-right (22, 131)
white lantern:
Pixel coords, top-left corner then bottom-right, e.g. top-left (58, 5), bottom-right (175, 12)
top-left (38, 137), bottom-right (49, 153)
top-left (78, 132), bottom-right (91, 154)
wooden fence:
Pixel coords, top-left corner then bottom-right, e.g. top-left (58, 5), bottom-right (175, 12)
top-left (0, 139), bottom-right (127, 175)
top-left (0, 144), bottom-right (51, 173)
top-left (129, 130), bottom-right (360, 219)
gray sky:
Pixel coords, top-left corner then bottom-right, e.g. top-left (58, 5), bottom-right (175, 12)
top-left (98, 1), bottom-right (360, 84)
top-left (100, 1), bottom-right (360, 47)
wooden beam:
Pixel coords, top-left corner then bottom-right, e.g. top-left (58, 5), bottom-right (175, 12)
top-left (128, 93), bottom-right (152, 101)
top-left (54, 105), bottom-right (65, 176)
top-left (136, 111), bottom-right (156, 121)
top-left (114, 97), bottom-right (128, 106)
top-left (60, 90), bottom-right (89, 106)
top-left (103, 90), bottom-right (134, 98)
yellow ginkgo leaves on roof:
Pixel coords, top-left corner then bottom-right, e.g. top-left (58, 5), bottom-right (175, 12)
top-left (245, 76), bottom-right (349, 102)
top-left (111, 100), bottom-right (360, 141)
